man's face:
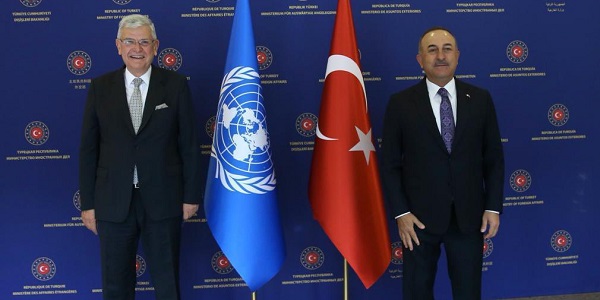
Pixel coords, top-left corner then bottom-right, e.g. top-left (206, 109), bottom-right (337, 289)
top-left (416, 30), bottom-right (460, 86)
top-left (116, 25), bottom-right (159, 77)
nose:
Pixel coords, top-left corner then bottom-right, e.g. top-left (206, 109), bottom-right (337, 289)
top-left (436, 50), bottom-right (446, 60)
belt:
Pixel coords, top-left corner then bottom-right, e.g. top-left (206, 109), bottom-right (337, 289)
top-left (133, 183), bottom-right (140, 189)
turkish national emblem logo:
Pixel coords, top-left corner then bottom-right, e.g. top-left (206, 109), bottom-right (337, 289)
top-left (211, 67), bottom-right (275, 194)
top-left (158, 48), bottom-right (183, 71)
top-left (548, 104), bottom-right (569, 126)
top-left (300, 246), bottom-right (325, 270)
top-left (295, 113), bottom-right (318, 137)
top-left (391, 242), bottom-right (403, 265)
top-left (506, 40), bottom-right (529, 64)
top-left (32, 257), bottom-right (56, 281)
top-left (551, 230), bottom-right (573, 253)
top-left (135, 255), bottom-right (146, 277)
top-left (483, 238), bottom-right (494, 258)
top-left (67, 51), bottom-right (92, 75)
top-left (256, 46), bottom-right (273, 70)
top-left (509, 169), bottom-right (532, 192)
top-left (211, 251), bottom-right (234, 274)
top-left (25, 121), bottom-right (49, 146)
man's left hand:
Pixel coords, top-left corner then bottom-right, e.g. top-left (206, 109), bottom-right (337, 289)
top-left (183, 204), bottom-right (199, 220)
top-left (481, 211), bottom-right (500, 239)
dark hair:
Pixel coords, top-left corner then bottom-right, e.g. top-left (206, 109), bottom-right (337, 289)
top-left (418, 26), bottom-right (457, 52)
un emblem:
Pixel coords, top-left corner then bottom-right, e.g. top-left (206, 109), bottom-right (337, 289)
top-left (212, 66), bottom-right (276, 194)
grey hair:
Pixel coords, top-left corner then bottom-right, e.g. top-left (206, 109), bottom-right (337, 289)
top-left (116, 14), bottom-right (157, 39)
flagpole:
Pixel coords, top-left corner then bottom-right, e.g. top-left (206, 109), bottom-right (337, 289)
top-left (344, 259), bottom-right (348, 300)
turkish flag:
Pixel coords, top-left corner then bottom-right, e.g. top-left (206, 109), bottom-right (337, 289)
top-left (308, 0), bottom-right (391, 289)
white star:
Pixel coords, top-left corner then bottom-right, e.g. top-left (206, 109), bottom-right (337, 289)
top-left (349, 126), bottom-right (376, 165)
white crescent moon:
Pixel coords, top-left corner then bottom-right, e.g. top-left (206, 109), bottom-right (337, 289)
top-left (316, 54), bottom-right (367, 141)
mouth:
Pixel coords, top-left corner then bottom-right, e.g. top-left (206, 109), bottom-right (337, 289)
top-left (129, 54), bottom-right (145, 60)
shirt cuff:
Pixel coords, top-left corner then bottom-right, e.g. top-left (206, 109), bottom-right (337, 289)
top-left (395, 212), bottom-right (411, 219)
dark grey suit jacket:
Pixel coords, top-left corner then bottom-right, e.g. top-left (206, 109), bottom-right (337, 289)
top-left (381, 78), bottom-right (504, 234)
top-left (79, 65), bottom-right (202, 222)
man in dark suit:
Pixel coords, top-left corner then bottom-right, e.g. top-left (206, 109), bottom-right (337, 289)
top-left (382, 27), bottom-right (505, 299)
top-left (79, 14), bottom-right (202, 300)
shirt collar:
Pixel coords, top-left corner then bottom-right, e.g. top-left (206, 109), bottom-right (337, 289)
top-left (124, 66), bottom-right (152, 86)
top-left (425, 77), bottom-right (456, 100)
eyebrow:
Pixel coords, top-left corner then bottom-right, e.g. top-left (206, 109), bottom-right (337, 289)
top-left (427, 43), bottom-right (454, 49)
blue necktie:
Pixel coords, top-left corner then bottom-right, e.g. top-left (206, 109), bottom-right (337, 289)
top-left (438, 88), bottom-right (455, 153)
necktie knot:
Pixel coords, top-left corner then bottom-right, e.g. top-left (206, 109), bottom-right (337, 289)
top-left (438, 87), bottom-right (449, 98)
top-left (133, 77), bottom-right (143, 88)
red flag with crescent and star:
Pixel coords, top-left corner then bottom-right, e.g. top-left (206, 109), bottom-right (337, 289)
top-left (308, 0), bottom-right (391, 289)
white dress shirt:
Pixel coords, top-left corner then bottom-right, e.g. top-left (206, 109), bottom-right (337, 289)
top-left (124, 66), bottom-right (152, 110)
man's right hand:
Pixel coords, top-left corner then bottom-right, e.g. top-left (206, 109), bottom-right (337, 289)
top-left (81, 209), bottom-right (97, 235)
top-left (396, 213), bottom-right (425, 251)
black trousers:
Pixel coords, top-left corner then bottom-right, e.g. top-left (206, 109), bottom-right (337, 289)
top-left (97, 187), bottom-right (182, 300)
top-left (402, 210), bottom-right (484, 300)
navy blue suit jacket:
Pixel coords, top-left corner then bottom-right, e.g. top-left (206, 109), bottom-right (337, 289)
top-left (381, 78), bottom-right (504, 234)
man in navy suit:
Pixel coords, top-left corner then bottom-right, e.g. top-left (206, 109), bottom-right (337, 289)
top-left (79, 14), bottom-right (202, 300)
top-left (382, 27), bottom-right (505, 299)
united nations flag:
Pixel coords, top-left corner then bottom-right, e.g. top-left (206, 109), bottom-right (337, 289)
top-left (204, 0), bottom-right (285, 292)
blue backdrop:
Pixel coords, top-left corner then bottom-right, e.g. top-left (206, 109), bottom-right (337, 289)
top-left (1, 0), bottom-right (598, 299)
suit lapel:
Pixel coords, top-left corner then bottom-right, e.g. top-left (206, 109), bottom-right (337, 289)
top-left (453, 79), bottom-right (470, 148)
top-left (413, 80), bottom-right (448, 153)
top-left (110, 68), bottom-right (137, 136)
top-left (139, 66), bottom-right (166, 133)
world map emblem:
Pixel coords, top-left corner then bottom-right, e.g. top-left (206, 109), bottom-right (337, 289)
top-left (25, 121), bottom-right (50, 146)
top-left (31, 257), bottom-right (56, 281)
top-left (211, 251), bottom-right (233, 274)
top-left (483, 238), bottom-right (494, 259)
top-left (72, 190), bottom-right (81, 211)
top-left (506, 40), bottom-right (528, 64)
top-left (509, 169), bottom-right (532, 192)
top-left (136, 255), bottom-right (146, 277)
top-left (551, 230), bottom-right (572, 253)
top-left (300, 246), bottom-right (324, 270)
top-left (391, 241), bottom-right (403, 265)
top-left (256, 46), bottom-right (273, 70)
top-left (212, 66), bottom-right (276, 194)
top-left (295, 113), bottom-right (318, 137)
top-left (20, 0), bottom-right (42, 7)
top-left (67, 51), bottom-right (92, 75)
top-left (112, 0), bottom-right (132, 5)
top-left (547, 104), bottom-right (569, 126)
top-left (158, 48), bottom-right (183, 71)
